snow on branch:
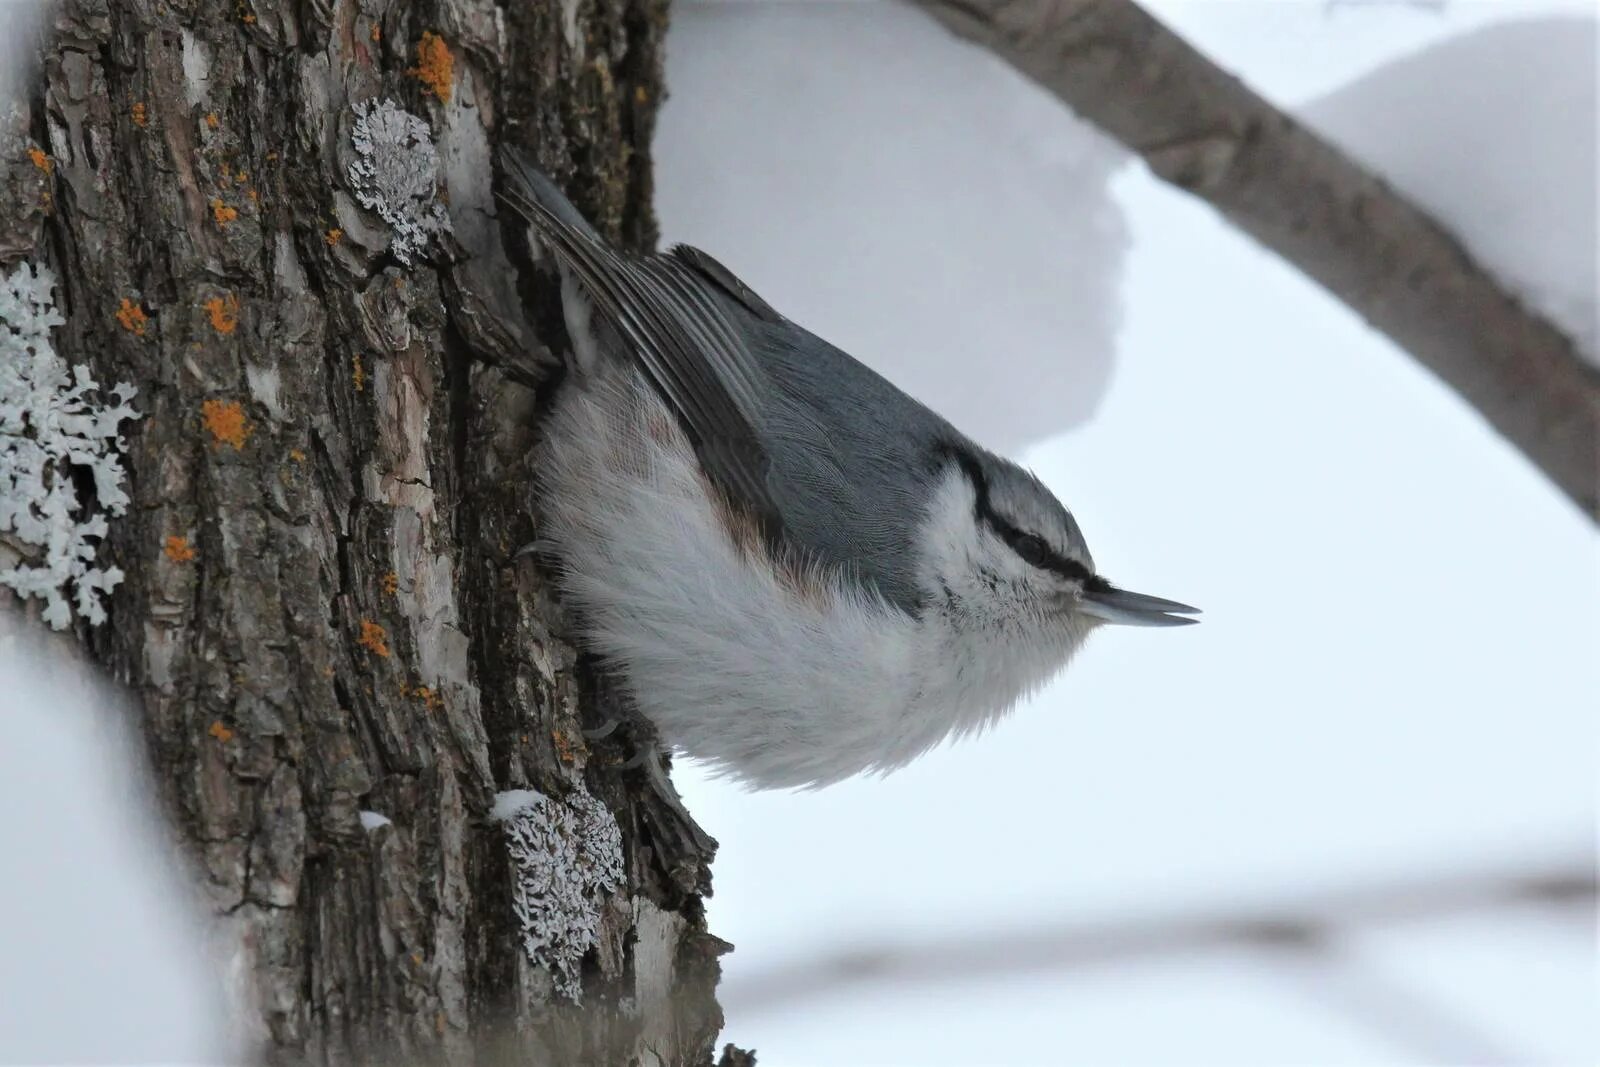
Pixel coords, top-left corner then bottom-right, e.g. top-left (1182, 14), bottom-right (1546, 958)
top-left (0, 262), bottom-right (139, 629)
top-left (911, 0), bottom-right (1600, 522)
top-left (492, 787), bottom-right (624, 1001)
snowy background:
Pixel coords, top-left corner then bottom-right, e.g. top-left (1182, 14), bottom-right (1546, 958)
top-left (656, 1), bottom-right (1597, 1064)
top-left (1, 0), bottom-right (1595, 1064)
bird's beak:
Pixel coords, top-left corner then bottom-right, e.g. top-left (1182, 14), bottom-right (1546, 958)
top-left (1079, 586), bottom-right (1201, 627)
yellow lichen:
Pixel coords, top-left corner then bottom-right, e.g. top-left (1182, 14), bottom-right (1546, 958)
top-left (211, 198), bottom-right (238, 226)
top-left (208, 720), bottom-right (234, 743)
top-left (381, 572), bottom-right (398, 596)
top-left (115, 298), bottom-right (148, 336)
top-left (163, 535), bottom-right (197, 563)
top-left (357, 619), bottom-right (390, 658)
top-left (410, 31), bottom-right (453, 103)
top-left (205, 112), bottom-right (219, 130)
top-left (204, 293), bottom-right (239, 334)
top-left (131, 101), bottom-right (147, 128)
top-left (352, 353), bottom-right (365, 392)
top-left (551, 729), bottom-right (582, 764)
top-left (201, 398), bottom-right (252, 450)
top-left (325, 227), bottom-right (343, 246)
top-left (288, 448), bottom-right (306, 463)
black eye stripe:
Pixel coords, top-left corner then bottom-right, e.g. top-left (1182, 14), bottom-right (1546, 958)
top-left (940, 444), bottom-right (1094, 583)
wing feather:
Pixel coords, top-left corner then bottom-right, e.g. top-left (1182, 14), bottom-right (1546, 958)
top-left (498, 152), bottom-right (782, 534)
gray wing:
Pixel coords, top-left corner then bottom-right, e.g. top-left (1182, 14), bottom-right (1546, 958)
top-left (498, 150), bottom-right (783, 535)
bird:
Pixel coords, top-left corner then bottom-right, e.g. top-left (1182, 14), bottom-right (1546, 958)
top-left (498, 150), bottom-right (1198, 791)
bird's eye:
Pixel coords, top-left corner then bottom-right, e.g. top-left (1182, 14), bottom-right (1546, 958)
top-left (1010, 533), bottom-right (1052, 569)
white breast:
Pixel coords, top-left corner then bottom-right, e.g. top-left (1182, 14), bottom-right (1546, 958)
top-left (537, 365), bottom-right (1079, 789)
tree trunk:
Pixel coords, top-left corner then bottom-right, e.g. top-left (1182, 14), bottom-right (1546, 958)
top-left (1, 1), bottom-right (739, 1063)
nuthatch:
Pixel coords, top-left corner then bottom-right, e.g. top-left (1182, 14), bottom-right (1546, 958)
top-left (501, 151), bottom-right (1197, 791)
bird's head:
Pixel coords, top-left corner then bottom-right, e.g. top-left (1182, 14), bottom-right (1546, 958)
top-left (920, 445), bottom-right (1199, 654)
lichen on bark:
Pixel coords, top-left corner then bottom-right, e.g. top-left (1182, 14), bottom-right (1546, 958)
top-left (1, 0), bottom-right (738, 1062)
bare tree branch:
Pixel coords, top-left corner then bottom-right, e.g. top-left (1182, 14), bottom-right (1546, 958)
top-left (911, 0), bottom-right (1600, 522)
top-left (726, 860), bottom-right (1593, 1062)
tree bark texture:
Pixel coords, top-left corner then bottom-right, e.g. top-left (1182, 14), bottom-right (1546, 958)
top-left (913, 0), bottom-right (1600, 522)
top-left (1, 0), bottom-right (740, 1063)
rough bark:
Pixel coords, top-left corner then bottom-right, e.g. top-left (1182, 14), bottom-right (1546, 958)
top-left (1, 0), bottom-right (741, 1063)
top-left (912, 0), bottom-right (1600, 522)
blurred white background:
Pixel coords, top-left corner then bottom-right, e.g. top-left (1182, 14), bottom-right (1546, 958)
top-left (655, 1), bottom-right (1598, 1064)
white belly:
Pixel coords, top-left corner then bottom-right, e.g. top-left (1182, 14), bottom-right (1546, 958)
top-left (536, 366), bottom-right (1044, 789)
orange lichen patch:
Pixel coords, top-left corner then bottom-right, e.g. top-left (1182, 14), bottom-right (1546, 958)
top-left (357, 619), bottom-right (391, 658)
top-left (163, 535), bottom-right (197, 563)
top-left (324, 227), bottom-right (343, 247)
top-left (551, 728), bottom-right (582, 764)
top-left (412, 685), bottom-right (443, 712)
top-left (201, 398), bottom-right (252, 450)
top-left (634, 85), bottom-right (649, 105)
top-left (371, 23), bottom-right (382, 42)
top-left (352, 353), bottom-right (365, 392)
top-left (288, 448), bottom-right (306, 463)
top-left (131, 101), bottom-right (147, 127)
top-left (410, 31), bottom-right (453, 103)
top-left (208, 720), bottom-right (234, 743)
top-left (27, 146), bottom-right (52, 173)
top-left (211, 197), bottom-right (238, 226)
top-left (246, 187), bottom-right (258, 203)
top-left (381, 572), bottom-right (398, 596)
top-left (204, 293), bottom-right (239, 334)
top-left (115, 298), bottom-right (149, 336)
top-left (205, 112), bottom-right (219, 130)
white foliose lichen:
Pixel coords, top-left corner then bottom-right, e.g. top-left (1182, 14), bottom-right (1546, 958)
top-left (0, 262), bottom-right (139, 630)
top-left (347, 98), bottom-right (452, 266)
top-left (492, 787), bottom-right (624, 1001)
